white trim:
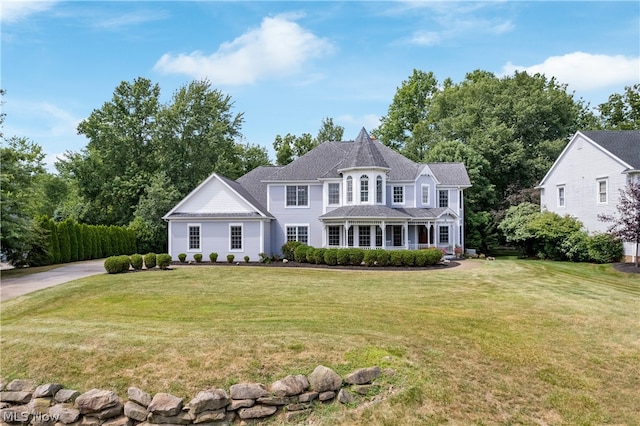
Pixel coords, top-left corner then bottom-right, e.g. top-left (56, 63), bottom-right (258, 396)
top-left (167, 221), bottom-right (172, 255)
top-left (557, 185), bottom-right (566, 208)
top-left (392, 185), bottom-right (405, 205)
top-left (285, 184), bottom-right (310, 209)
top-left (229, 223), bottom-right (244, 253)
top-left (596, 178), bottom-right (608, 204)
top-left (285, 223), bottom-right (310, 245)
top-left (421, 184), bottom-right (430, 206)
top-left (187, 223), bottom-right (202, 252)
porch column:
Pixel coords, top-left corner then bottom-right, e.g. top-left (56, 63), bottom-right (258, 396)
top-left (381, 221), bottom-right (386, 249)
top-left (403, 222), bottom-right (409, 249)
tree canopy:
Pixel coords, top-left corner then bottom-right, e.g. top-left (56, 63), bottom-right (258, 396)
top-left (273, 117), bottom-right (344, 165)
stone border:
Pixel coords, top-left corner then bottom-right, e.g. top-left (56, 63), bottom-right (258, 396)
top-left (0, 366), bottom-right (393, 425)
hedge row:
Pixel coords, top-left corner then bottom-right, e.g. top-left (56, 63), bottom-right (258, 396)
top-left (104, 253), bottom-right (172, 274)
top-left (36, 216), bottom-right (136, 265)
top-left (288, 243), bottom-right (444, 267)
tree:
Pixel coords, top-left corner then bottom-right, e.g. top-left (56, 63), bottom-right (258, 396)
top-left (0, 137), bottom-right (48, 266)
top-left (599, 181), bottom-right (640, 266)
top-left (60, 77), bottom-right (161, 225)
top-left (273, 134), bottom-right (296, 166)
top-left (273, 117), bottom-right (344, 165)
top-left (498, 202), bottom-right (540, 256)
top-left (597, 84), bottom-right (640, 130)
top-left (315, 117), bottom-right (344, 143)
top-left (237, 143), bottom-right (271, 175)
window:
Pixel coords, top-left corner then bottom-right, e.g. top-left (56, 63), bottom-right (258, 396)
top-left (439, 226), bottom-right (449, 245)
top-left (376, 176), bottom-right (383, 203)
top-left (392, 225), bottom-right (402, 247)
top-left (557, 186), bottom-right (565, 207)
top-left (376, 226), bottom-right (383, 247)
top-left (286, 185), bottom-right (308, 207)
top-left (328, 183), bottom-right (340, 205)
top-left (188, 224), bottom-right (201, 251)
top-left (360, 175), bottom-right (369, 202)
top-left (359, 226), bottom-right (371, 247)
top-left (328, 226), bottom-right (341, 246)
top-left (597, 179), bottom-right (608, 204)
top-left (286, 226), bottom-right (308, 244)
top-left (347, 227), bottom-right (354, 247)
top-left (230, 225), bottom-right (242, 251)
top-left (438, 190), bottom-right (449, 208)
top-left (393, 186), bottom-right (404, 204)
top-left (347, 177), bottom-right (353, 203)
top-left (421, 185), bottom-right (429, 205)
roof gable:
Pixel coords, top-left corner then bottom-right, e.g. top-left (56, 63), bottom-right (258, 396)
top-left (164, 173), bottom-right (270, 219)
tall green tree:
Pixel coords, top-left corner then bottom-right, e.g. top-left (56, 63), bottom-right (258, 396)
top-left (60, 77), bottom-right (161, 225)
top-left (315, 117), bottom-right (344, 143)
top-left (273, 117), bottom-right (345, 165)
top-left (597, 84), bottom-right (640, 130)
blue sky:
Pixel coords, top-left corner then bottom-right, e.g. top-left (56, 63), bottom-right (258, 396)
top-left (2, 1), bottom-right (639, 170)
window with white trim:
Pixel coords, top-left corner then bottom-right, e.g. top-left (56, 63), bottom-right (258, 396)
top-left (557, 185), bottom-right (565, 207)
top-left (359, 226), bottom-right (371, 247)
top-left (347, 227), bottom-right (354, 247)
top-left (376, 226), bottom-right (383, 247)
top-left (439, 226), bottom-right (449, 245)
top-left (286, 185), bottom-right (309, 207)
top-left (597, 179), bottom-right (608, 204)
top-left (346, 177), bottom-right (353, 203)
top-left (286, 226), bottom-right (308, 244)
top-left (188, 224), bottom-right (201, 251)
top-left (229, 225), bottom-right (243, 251)
top-left (360, 175), bottom-right (369, 202)
top-left (376, 176), bottom-right (383, 203)
top-left (328, 183), bottom-right (340, 205)
top-left (328, 226), bottom-right (341, 246)
top-left (438, 190), bottom-right (449, 208)
top-left (393, 186), bottom-right (404, 204)
top-left (421, 184), bottom-right (430, 205)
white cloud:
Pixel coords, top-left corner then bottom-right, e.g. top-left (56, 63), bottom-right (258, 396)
top-left (501, 52), bottom-right (640, 91)
top-left (0, 0), bottom-right (58, 23)
top-left (154, 14), bottom-right (334, 85)
top-left (92, 10), bottom-right (168, 30)
top-left (337, 114), bottom-right (381, 133)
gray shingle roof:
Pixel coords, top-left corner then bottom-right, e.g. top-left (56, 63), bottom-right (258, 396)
top-left (166, 212), bottom-right (264, 219)
top-left (581, 130), bottom-right (640, 169)
top-left (339, 128), bottom-right (390, 170)
top-left (426, 163), bottom-right (472, 186)
top-left (218, 173), bottom-right (275, 218)
top-left (236, 165), bottom-right (281, 211)
top-left (319, 206), bottom-right (455, 220)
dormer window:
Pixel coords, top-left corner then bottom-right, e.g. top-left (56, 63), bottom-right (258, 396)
top-left (346, 176), bottom-right (353, 203)
top-left (360, 175), bottom-right (369, 202)
top-left (376, 176), bottom-right (383, 203)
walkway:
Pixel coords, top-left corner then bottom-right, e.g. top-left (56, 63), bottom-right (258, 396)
top-left (0, 259), bottom-right (105, 302)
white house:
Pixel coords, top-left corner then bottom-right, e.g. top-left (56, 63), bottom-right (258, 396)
top-left (538, 130), bottom-right (640, 262)
top-left (164, 128), bottom-right (472, 261)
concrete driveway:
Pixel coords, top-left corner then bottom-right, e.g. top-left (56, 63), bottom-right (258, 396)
top-left (0, 259), bottom-right (105, 302)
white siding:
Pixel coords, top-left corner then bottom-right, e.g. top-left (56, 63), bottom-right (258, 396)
top-left (178, 179), bottom-right (253, 213)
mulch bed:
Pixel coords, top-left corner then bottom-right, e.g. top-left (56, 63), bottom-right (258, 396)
top-left (171, 260), bottom-right (461, 271)
top-left (612, 262), bottom-right (640, 274)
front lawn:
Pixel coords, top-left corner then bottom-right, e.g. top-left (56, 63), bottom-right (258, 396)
top-left (1, 260), bottom-right (638, 424)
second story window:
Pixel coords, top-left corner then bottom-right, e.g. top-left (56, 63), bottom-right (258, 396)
top-left (286, 185), bottom-right (308, 207)
top-left (558, 186), bottom-right (565, 207)
top-left (328, 183), bottom-right (340, 205)
top-left (597, 179), bottom-right (607, 204)
top-left (376, 176), bottom-right (383, 203)
top-left (393, 186), bottom-right (404, 204)
top-left (422, 184), bottom-right (429, 205)
top-left (439, 190), bottom-right (449, 208)
top-left (347, 176), bottom-right (353, 203)
top-left (360, 175), bottom-right (369, 202)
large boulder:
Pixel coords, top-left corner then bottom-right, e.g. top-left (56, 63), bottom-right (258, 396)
top-left (75, 389), bottom-right (119, 414)
top-left (344, 366), bottom-right (382, 385)
top-left (229, 383), bottom-right (268, 400)
top-left (147, 393), bottom-right (183, 417)
top-left (308, 366), bottom-right (342, 392)
top-left (270, 375), bottom-right (309, 397)
top-left (54, 390), bottom-right (80, 404)
top-left (6, 379), bottom-right (36, 392)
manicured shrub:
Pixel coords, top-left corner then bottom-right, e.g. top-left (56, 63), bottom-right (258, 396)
top-left (104, 255), bottom-right (130, 274)
top-left (157, 253), bottom-right (172, 269)
top-left (390, 250), bottom-right (404, 266)
top-left (282, 240), bottom-right (303, 260)
top-left (294, 245), bottom-right (311, 263)
top-left (324, 249), bottom-right (338, 266)
top-left (194, 253), bottom-right (203, 263)
top-left (336, 249), bottom-right (350, 265)
top-left (314, 248), bottom-right (327, 265)
top-left (376, 250), bottom-right (390, 266)
top-left (144, 252), bottom-right (156, 269)
top-left (209, 252), bottom-right (218, 262)
top-left (414, 250), bottom-right (428, 267)
top-left (306, 248), bottom-right (316, 263)
top-left (363, 250), bottom-right (378, 267)
top-left (424, 248), bottom-right (443, 265)
top-left (130, 253), bottom-right (144, 270)
top-left (401, 250), bottom-right (416, 266)
top-left (587, 233), bottom-right (623, 264)
top-left (178, 253), bottom-right (187, 263)
top-left (258, 252), bottom-right (271, 263)
top-left (349, 248), bottom-right (365, 266)
top-left (244, 255), bottom-right (250, 263)
top-left (227, 254), bottom-right (235, 263)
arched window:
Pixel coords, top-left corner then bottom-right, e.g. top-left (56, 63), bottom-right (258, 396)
top-left (376, 176), bottom-right (383, 203)
top-left (346, 176), bottom-right (353, 203)
top-left (360, 175), bottom-right (369, 202)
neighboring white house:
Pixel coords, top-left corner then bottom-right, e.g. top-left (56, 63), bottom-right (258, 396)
top-left (164, 128), bottom-right (472, 261)
top-left (538, 130), bottom-right (640, 262)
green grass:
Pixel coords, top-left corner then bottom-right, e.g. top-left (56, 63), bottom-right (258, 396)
top-left (1, 260), bottom-right (638, 425)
